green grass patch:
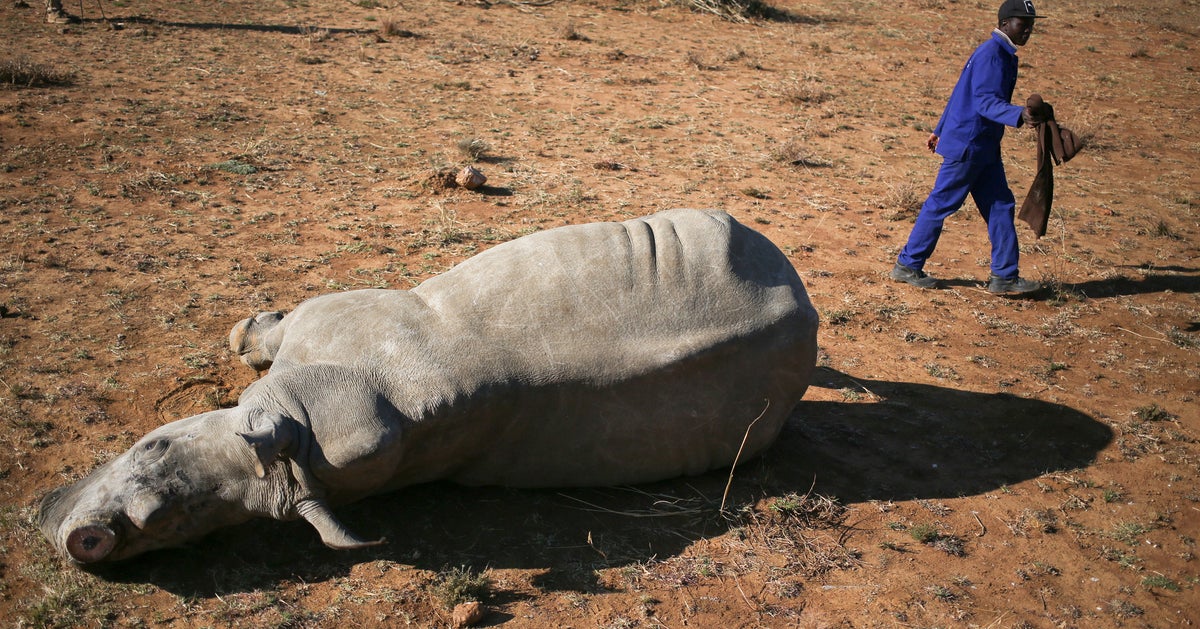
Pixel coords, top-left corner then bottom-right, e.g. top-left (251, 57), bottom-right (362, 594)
top-left (208, 159), bottom-right (258, 175)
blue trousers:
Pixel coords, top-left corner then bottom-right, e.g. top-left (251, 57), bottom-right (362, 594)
top-left (897, 155), bottom-right (1020, 279)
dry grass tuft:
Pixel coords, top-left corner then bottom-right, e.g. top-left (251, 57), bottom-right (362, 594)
top-left (378, 16), bottom-right (418, 38)
top-left (456, 137), bottom-right (491, 161)
top-left (771, 138), bottom-right (833, 168)
top-left (0, 56), bottom-right (75, 87)
top-left (778, 81), bottom-right (835, 106)
top-left (879, 181), bottom-right (925, 220)
top-left (678, 0), bottom-right (787, 23)
top-left (560, 21), bottom-right (590, 42)
top-left (431, 566), bottom-right (492, 609)
top-left (686, 51), bottom-right (721, 71)
top-left (728, 490), bottom-right (863, 577)
top-left (302, 26), bottom-right (331, 44)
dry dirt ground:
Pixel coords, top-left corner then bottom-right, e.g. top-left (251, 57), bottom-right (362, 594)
top-left (1, 0), bottom-right (1198, 626)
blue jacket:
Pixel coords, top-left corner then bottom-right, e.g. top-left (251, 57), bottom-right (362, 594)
top-left (933, 31), bottom-right (1026, 163)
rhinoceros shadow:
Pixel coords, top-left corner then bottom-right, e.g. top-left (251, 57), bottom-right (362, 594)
top-left (94, 367), bottom-right (1111, 599)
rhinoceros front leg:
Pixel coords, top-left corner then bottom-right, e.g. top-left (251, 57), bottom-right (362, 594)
top-left (296, 498), bottom-right (386, 550)
top-left (238, 412), bottom-right (384, 550)
top-left (287, 452), bottom-right (385, 550)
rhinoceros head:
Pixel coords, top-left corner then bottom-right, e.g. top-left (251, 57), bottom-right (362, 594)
top-left (37, 408), bottom-right (267, 564)
top-left (39, 399), bottom-right (384, 564)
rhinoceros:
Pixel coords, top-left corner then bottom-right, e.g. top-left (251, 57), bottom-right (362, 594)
top-left (38, 209), bottom-right (819, 564)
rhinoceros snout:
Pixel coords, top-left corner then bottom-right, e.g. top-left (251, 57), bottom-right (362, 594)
top-left (39, 486), bottom-right (122, 563)
top-left (66, 523), bottom-right (117, 563)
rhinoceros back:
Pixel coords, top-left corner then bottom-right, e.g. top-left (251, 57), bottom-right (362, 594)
top-left (406, 209), bottom-right (818, 486)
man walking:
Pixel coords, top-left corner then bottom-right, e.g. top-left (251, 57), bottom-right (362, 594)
top-left (891, 0), bottom-right (1046, 295)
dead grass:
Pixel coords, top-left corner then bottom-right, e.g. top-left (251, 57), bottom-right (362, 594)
top-left (559, 20), bottom-right (590, 42)
top-left (2, 0), bottom-right (1198, 626)
top-left (378, 16), bottom-right (418, 38)
top-left (430, 566), bottom-right (492, 609)
top-left (771, 138), bottom-right (834, 168)
top-left (879, 181), bottom-right (925, 220)
top-left (777, 80), bottom-right (835, 106)
top-left (456, 137), bottom-right (490, 161)
top-left (724, 491), bottom-right (864, 578)
top-left (0, 56), bottom-right (75, 87)
top-left (678, 0), bottom-right (787, 23)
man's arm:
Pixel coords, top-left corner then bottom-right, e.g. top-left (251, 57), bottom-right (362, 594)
top-left (971, 56), bottom-right (1025, 127)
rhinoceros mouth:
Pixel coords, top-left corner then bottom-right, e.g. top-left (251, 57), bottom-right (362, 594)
top-left (66, 524), bottom-right (117, 563)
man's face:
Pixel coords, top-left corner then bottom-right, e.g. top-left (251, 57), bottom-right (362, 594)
top-left (1001, 16), bottom-right (1035, 47)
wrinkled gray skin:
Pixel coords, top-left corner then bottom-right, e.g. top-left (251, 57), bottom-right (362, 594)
top-left (39, 209), bottom-right (819, 564)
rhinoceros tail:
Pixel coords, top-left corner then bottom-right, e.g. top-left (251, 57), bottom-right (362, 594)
top-left (296, 498), bottom-right (385, 550)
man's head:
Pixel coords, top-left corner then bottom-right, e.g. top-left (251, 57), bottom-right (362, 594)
top-left (997, 0), bottom-right (1043, 46)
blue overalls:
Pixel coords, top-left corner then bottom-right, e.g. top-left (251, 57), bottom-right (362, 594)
top-left (897, 31), bottom-right (1027, 280)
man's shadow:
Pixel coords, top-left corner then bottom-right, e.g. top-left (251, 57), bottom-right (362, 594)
top-left (1066, 269), bottom-right (1199, 297)
top-left (94, 368), bottom-right (1111, 597)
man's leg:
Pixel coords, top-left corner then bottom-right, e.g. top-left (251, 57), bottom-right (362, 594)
top-left (46, 0), bottom-right (74, 23)
top-left (897, 158), bottom-right (975, 272)
top-left (970, 160), bottom-right (1020, 280)
top-left (972, 161), bottom-right (1039, 294)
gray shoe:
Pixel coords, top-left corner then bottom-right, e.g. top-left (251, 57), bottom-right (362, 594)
top-left (890, 263), bottom-right (940, 289)
top-left (46, 9), bottom-right (78, 23)
top-left (987, 275), bottom-right (1041, 295)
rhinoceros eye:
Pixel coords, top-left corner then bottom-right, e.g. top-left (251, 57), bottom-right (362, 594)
top-left (138, 439), bottom-right (169, 462)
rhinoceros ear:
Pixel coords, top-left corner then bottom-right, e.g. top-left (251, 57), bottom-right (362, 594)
top-left (237, 413), bottom-right (294, 479)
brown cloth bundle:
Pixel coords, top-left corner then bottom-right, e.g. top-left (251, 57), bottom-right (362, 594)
top-left (1018, 94), bottom-right (1082, 238)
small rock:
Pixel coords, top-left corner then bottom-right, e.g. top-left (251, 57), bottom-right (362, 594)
top-left (455, 166), bottom-right (486, 190)
top-left (451, 601), bottom-right (486, 628)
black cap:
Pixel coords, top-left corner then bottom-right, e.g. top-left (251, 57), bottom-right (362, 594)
top-left (998, 0), bottom-right (1045, 21)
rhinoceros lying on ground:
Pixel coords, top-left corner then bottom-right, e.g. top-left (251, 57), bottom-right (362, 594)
top-left (38, 209), bottom-right (819, 564)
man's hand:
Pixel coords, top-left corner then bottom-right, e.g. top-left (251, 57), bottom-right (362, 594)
top-left (927, 134), bottom-right (939, 153)
top-left (1022, 105), bottom-right (1049, 127)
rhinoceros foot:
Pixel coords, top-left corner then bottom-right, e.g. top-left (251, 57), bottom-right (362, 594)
top-left (229, 311), bottom-right (284, 371)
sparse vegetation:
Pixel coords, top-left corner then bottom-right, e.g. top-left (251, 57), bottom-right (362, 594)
top-left (1, 0), bottom-right (1196, 626)
top-left (456, 137), bottom-right (490, 161)
top-left (0, 56), bottom-right (75, 87)
top-left (431, 566), bottom-right (492, 609)
top-left (907, 523), bottom-right (966, 556)
top-left (879, 181), bottom-right (924, 220)
top-left (771, 138), bottom-right (834, 168)
top-left (1109, 598), bottom-right (1144, 618)
top-left (1133, 404), bottom-right (1177, 423)
top-left (560, 21), bottom-right (589, 42)
top-left (909, 523), bottom-right (938, 543)
top-left (1110, 521), bottom-right (1151, 546)
top-left (678, 0), bottom-right (787, 23)
top-left (208, 159), bottom-right (258, 175)
top-left (378, 16), bottom-right (417, 38)
top-left (1141, 574), bottom-right (1181, 591)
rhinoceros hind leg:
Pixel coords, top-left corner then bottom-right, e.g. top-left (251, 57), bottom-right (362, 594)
top-left (296, 499), bottom-right (385, 550)
top-left (229, 311), bottom-right (284, 371)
